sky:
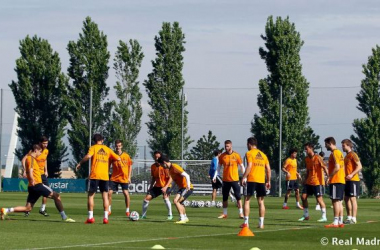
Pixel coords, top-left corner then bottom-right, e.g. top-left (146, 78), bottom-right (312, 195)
top-left (1, 0), bottom-right (380, 164)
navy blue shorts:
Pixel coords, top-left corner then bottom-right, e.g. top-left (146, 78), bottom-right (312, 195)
top-left (345, 181), bottom-right (360, 197)
top-left (177, 188), bottom-right (193, 204)
top-left (89, 179), bottom-right (109, 193)
top-left (302, 184), bottom-right (324, 197)
top-left (286, 180), bottom-right (299, 191)
top-left (245, 182), bottom-right (266, 197)
top-left (222, 181), bottom-right (241, 201)
top-left (41, 174), bottom-right (49, 186)
top-left (110, 181), bottom-right (129, 192)
top-left (27, 183), bottom-right (53, 204)
top-left (211, 176), bottom-right (223, 190)
top-left (147, 187), bottom-right (163, 198)
top-left (330, 183), bottom-right (345, 200)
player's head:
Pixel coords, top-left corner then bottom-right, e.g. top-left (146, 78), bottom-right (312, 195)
top-left (319, 151), bottom-right (325, 157)
top-left (157, 154), bottom-right (170, 168)
top-left (39, 136), bottom-right (48, 149)
top-left (341, 139), bottom-right (353, 152)
top-left (304, 142), bottom-right (314, 156)
top-left (247, 137), bottom-right (257, 150)
top-left (32, 144), bottom-right (42, 156)
top-left (289, 148), bottom-right (297, 158)
top-left (324, 137), bottom-right (336, 151)
top-left (213, 149), bottom-right (221, 157)
top-left (115, 139), bottom-right (123, 151)
top-left (93, 134), bottom-right (104, 143)
top-left (224, 140), bottom-right (232, 152)
top-left (153, 151), bottom-right (162, 161)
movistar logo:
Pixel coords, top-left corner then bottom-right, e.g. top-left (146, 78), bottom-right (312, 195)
top-left (19, 180), bottom-right (28, 191)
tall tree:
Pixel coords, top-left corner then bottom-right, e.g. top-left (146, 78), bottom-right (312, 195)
top-left (351, 45), bottom-right (380, 197)
top-left (9, 35), bottom-right (69, 178)
top-left (187, 131), bottom-right (221, 160)
top-left (251, 16), bottom-right (319, 173)
top-left (105, 39), bottom-right (144, 157)
top-left (144, 22), bottom-right (191, 159)
top-left (67, 17), bottom-right (111, 178)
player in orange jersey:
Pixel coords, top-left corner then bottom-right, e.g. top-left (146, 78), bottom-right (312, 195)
top-left (22, 136), bottom-right (50, 217)
top-left (240, 137), bottom-right (271, 229)
top-left (281, 148), bottom-right (303, 210)
top-left (213, 140), bottom-right (245, 219)
top-left (1, 144), bottom-right (75, 222)
top-left (298, 143), bottom-right (328, 222)
top-left (141, 151), bottom-right (173, 220)
top-left (158, 155), bottom-right (193, 224)
top-left (324, 137), bottom-right (346, 228)
top-left (108, 140), bottom-right (133, 217)
top-left (341, 139), bottom-right (362, 224)
top-left (76, 134), bottom-right (121, 224)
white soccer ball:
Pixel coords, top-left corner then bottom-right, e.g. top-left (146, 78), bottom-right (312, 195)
top-left (216, 201), bottom-right (223, 208)
top-left (205, 201), bottom-right (211, 207)
top-left (191, 200), bottom-right (198, 207)
top-left (198, 201), bottom-right (205, 207)
top-left (129, 211), bottom-right (140, 221)
top-left (183, 200), bottom-right (190, 207)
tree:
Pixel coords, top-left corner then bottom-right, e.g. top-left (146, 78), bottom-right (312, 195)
top-left (351, 45), bottom-right (380, 197)
top-left (187, 131), bottom-right (221, 160)
top-left (67, 17), bottom-right (111, 178)
top-left (144, 22), bottom-right (191, 159)
top-left (9, 35), bottom-right (69, 178)
top-left (105, 39), bottom-right (144, 157)
top-left (251, 16), bottom-right (319, 173)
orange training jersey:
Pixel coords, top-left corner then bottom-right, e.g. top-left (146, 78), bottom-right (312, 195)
top-left (169, 163), bottom-right (193, 189)
top-left (283, 157), bottom-right (297, 181)
top-left (35, 148), bottom-right (48, 175)
top-left (246, 148), bottom-right (269, 183)
top-left (305, 154), bottom-right (326, 186)
top-left (88, 144), bottom-right (120, 181)
top-left (219, 151), bottom-right (242, 182)
top-left (344, 151), bottom-right (360, 182)
top-left (26, 155), bottom-right (42, 186)
top-left (328, 149), bottom-right (346, 184)
top-left (151, 163), bottom-right (171, 188)
top-left (110, 152), bottom-right (133, 183)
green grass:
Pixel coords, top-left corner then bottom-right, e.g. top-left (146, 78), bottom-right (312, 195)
top-left (0, 192), bottom-right (379, 250)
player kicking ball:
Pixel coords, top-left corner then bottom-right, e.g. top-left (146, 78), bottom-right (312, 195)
top-left (1, 144), bottom-right (75, 223)
top-left (158, 155), bottom-right (193, 224)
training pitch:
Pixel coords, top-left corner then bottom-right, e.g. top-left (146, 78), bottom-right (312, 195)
top-left (0, 192), bottom-right (379, 250)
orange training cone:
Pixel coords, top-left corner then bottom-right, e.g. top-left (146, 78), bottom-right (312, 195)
top-left (238, 226), bottom-right (255, 237)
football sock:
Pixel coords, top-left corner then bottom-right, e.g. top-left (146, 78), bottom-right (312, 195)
top-left (126, 208), bottom-right (129, 213)
top-left (259, 217), bottom-right (264, 226)
top-left (283, 202), bottom-right (287, 207)
top-left (304, 208), bottom-right (309, 217)
top-left (104, 211), bottom-right (109, 219)
top-left (339, 216), bottom-right (343, 224)
top-left (60, 211), bottom-right (67, 220)
top-left (352, 217), bottom-right (357, 223)
top-left (347, 216), bottom-right (352, 220)
top-left (109, 206), bottom-right (111, 212)
top-left (164, 198), bottom-right (172, 215)
top-left (321, 208), bottom-right (327, 219)
top-left (40, 204), bottom-right (46, 211)
top-left (333, 217), bottom-right (339, 225)
top-left (223, 208), bottom-right (227, 215)
top-left (142, 200), bottom-right (149, 216)
top-left (244, 216), bottom-right (249, 224)
top-left (238, 208), bottom-right (243, 214)
top-left (88, 211), bottom-right (93, 219)
top-left (180, 214), bottom-right (185, 220)
top-left (296, 202), bottom-right (300, 206)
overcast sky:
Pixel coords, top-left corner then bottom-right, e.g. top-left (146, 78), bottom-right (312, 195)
top-left (1, 0), bottom-right (380, 162)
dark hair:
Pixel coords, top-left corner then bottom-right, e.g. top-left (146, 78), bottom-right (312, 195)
top-left (247, 137), bottom-right (258, 146)
top-left (213, 149), bottom-right (221, 156)
top-left (341, 139), bottom-right (353, 148)
top-left (39, 136), bottom-right (48, 143)
top-left (319, 151), bottom-right (325, 157)
top-left (153, 150), bottom-right (162, 156)
top-left (93, 134), bottom-right (104, 142)
top-left (115, 139), bottom-right (123, 145)
top-left (224, 140), bottom-right (232, 145)
top-left (304, 142), bottom-right (314, 149)
top-left (32, 144), bottom-right (42, 151)
top-left (157, 154), bottom-right (170, 164)
top-left (289, 148), bottom-right (297, 155)
top-left (324, 137), bottom-right (336, 145)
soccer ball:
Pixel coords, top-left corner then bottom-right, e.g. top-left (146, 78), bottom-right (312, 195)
top-left (216, 201), bottom-right (223, 208)
top-left (191, 200), bottom-right (198, 207)
top-left (205, 201), bottom-right (211, 207)
top-left (198, 201), bottom-right (205, 207)
top-left (183, 200), bottom-right (190, 207)
top-left (129, 211), bottom-right (139, 221)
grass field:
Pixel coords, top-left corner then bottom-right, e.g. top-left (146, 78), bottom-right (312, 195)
top-left (0, 192), bottom-right (379, 250)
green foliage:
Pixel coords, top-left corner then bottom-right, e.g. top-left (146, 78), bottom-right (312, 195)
top-left (187, 131), bottom-right (221, 160)
top-left (351, 45), bottom-right (380, 197)
top-left (66, 17), bottom-right (111, 178)
top-left (144, 22), bottom-right (192, 159)
top-left (251, 16), bottom-right (319, 172)
top-left (104, 39), bottom-right (144, 157)
top-left (9, 35), bottom-right (69, 178)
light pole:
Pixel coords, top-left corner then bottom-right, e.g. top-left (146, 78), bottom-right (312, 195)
top-left (278, 85), bottom-right (283, 197)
